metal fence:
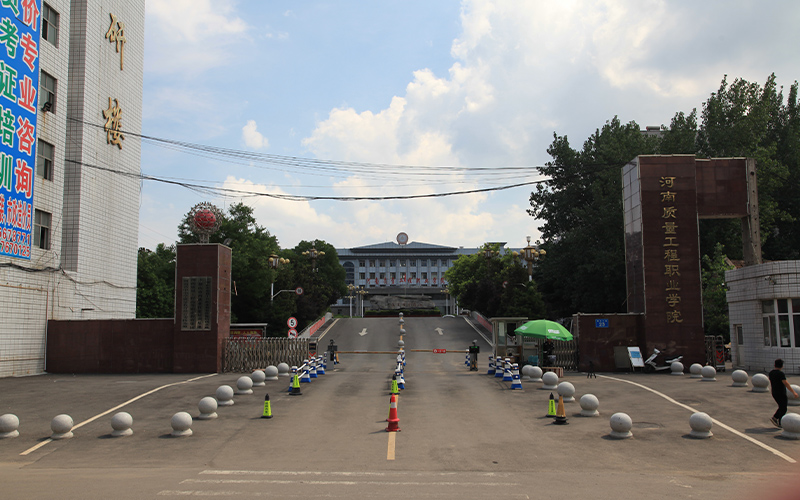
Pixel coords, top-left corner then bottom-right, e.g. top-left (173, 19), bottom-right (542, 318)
top-left (554, 339), bottom-right (579, 371)
top-left (222, 337), bottom-right (312, 373)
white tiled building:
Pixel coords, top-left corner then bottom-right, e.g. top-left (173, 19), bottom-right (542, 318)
top-left (0, 0), bottom-right (143, 377)
top-left (726, 261), bottom-right (800, 374)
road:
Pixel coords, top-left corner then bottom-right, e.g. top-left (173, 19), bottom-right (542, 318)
top-left (1, 316), bottom-right (798, 499)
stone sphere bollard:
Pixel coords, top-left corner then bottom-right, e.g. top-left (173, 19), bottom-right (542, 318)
top-left (235, 376), bottom-right (254, 395)
top-left (264, 365), bottom-right (279, 381)
top-left (751, 373), bottom-right (769, 393)
top-left (788, 385), bottom-right (800, 406)
top-left (530, 366), bottom-right (543, 383)
top-left (197, 397), bottom-right (218, 420)
top-left (400, 328), bottom-right (406, 334)
top-left (0, 413), bottom-right (20, 438)
top-left (731, 370), bottom-right (749, 387)
top-left (541, 371), bottom-right (559, 390)
top-left (579, 394), bottom-right (600, 417)
top-left (170, 412), bottom-right (193, 437)
top-left (251, 370), bottom-right (266, 387)
top-left (689, 363), bottom-right (703, 379)
top-left (398, 340), bottom-right (405, 347)
top-left (110, 412), bottom-right (133, 437)
top-left (216, 385), bottom-right (235, 406)
top-left (700, 365), bottom-right (717, 381)
top-left (277, 363), bottom-right (290, 377)
top-left (399, 318), bottom-right (404, 325)
top-left (609, 412), bottom-right (633, 439)
top-left (557, 382), bottom-right (576, 402)
top-left (670, 361), bottom-right (684, 375)
top-left (688, 412), bottom-right (713, 439)
top-left (51, 414), bottom-right (74, 440)
top-left (399, 312), bottom-right (403, 317)
top-left (780, 413), bottom-right (800, 440)
top-left (521, 365), bottom-right (533, 381)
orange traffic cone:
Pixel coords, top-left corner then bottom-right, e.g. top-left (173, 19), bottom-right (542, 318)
top-left (386, 393), bottom-right (401, 432)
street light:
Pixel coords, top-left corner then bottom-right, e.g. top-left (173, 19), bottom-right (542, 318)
top-left (356, 287), bottom-right (368, 317)
top-left (269, 253), bottom-right (290, 303)
top-left (302, 241), bottom-right (325, 272)
top-left (521, 235), bottom-right (545, 281)
top-left (440, 288), bottom-right (451, 316)
top-left (347, 284), bottom-right (357, 318)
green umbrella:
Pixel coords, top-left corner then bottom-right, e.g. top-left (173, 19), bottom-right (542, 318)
top-left (514, 320), bottom-right (573, 341)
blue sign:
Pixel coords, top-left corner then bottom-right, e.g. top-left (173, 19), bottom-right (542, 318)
top-left (0, 0), bottom-right (41, 260)
top-left (595, 318), bottom-right (609, 328)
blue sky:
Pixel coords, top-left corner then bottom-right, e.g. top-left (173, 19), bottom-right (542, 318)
top-left (139, 0), bottom-right (800, 252)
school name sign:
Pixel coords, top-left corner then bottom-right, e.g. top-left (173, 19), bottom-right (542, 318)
top-left (0, 0), bottom-right (41, 259)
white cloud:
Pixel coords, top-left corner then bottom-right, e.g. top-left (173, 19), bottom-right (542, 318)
top-left (242, 120), bottom-right (270, 149)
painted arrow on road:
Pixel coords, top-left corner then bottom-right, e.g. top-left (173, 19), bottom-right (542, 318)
top-left (359, 328), bottom-right (368, 336)
top-left (435, 327), bottom-right (444, 335)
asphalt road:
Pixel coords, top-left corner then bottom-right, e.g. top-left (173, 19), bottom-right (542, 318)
top-left (1, 315), bottom-right (799, 499)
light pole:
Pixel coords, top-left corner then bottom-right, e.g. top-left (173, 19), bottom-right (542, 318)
top-left (521, 235), bottom-right (545, 281)
top-left (356, 287), bottom-right (368, 317)
top-left (440, 288), bottom-right (450, 316)
top-left (302, 241), bottom-right (325, 272)
top-left (347, 284), bottom-right (357, 318)
top-left (269, 253), bottom-right (290, 303)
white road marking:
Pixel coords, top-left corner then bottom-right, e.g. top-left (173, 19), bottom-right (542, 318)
top-left (20, 373), bottom-right (218, 456)
top-left (359, 328), bottom-right (368, 336)
top-left (435, 327), bottom-right (444, 335)
top-left (598, 374), bottom-right (797, 464)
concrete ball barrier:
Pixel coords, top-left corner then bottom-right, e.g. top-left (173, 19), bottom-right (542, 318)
top-left (264, 365), bottom-right (279, 381)
top-left (0, 413), bottom-right (20, 438)
top-left (688, 412), bottom-right (713, 439)
top-left (398, 312), bottom-right (403, 318)
top-left (670, 361), bottom-right (684, 375)
top-left (557, 382), bottom-right (576, 402)
top-left (397, 340), bottom-right (405, 347)
top-left (251, 369), bottom-right (266, 387)
top-left (277, 363), bottom-right (291, 377)
top-left (731, 369), bottom-right (749, 387)
top-left (541, 371), bottom-right (558, 390)
top-left (530, 366), bottom-right (543, 383)
top-left (400, 328), bottom-right (406, 334)
top-left (197, 397), bottom-right (218, 420)
top-left (579, 394), bottom-right (600, 417)
top-left (235, 376), bottom-right (254, 395)
top-left (609, 412), bottom-right (633, 439)
top-left (170, 412), bottom-right (193, 437)
top-left (521, 364), bottom-right (533, 381)
top-left (51, 414), bottom-right (74, 440)
top-left (751, 373), bottom-right (770, 393)
top-left (110, 412), bottom-right (133, 437)
top-left (689, 363), bottom-right (703, 379)
top-left (216, 385), bottom-right (235, 406)
top-left (780, 413), bottom-right (800, 440)
top-left (700, 365), bottom-right (717, 382)
top-left (788, 384), bottom-right (800, 406)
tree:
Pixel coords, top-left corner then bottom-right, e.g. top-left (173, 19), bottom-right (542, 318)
top-left (529, 117), bottom-right (659, 317)
top-left (701, 243), bottom-right (734, 341)
top-left (287, 240), bottom-right (347, 332)
top-left (445, 244), bottom-right (545, 319)
top-left (136, 243), bottom-right (176, 318)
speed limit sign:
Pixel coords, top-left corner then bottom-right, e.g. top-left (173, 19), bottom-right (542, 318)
top-left (287, 317), bottom-right (298, 328)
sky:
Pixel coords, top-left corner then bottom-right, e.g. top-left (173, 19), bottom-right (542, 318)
top-left (138, 0), bottom-right (800, 252)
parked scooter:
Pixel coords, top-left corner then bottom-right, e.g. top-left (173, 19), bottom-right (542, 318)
top-left (642, 348), bottom-right (683, 373)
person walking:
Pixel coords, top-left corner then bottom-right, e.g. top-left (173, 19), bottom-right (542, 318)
top-left (769, 358), bottom-right (798, 428)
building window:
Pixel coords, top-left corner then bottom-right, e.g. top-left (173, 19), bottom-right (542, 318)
top-left (343, 262), bottom-right (354, 284)
top-left (389, 260), bottom-right (394, 267)
top-left (34, 209), bottom-right (51, 250)
top-left (358, 260), bottom-right (365, 268)
top-left (42, 3), bottom-right (60, 47)
top-left (40, 71), bottom-right (56, 112)
top-left (763, 298), bottom-right (799, 348)
top-left (378, 260), bottom-right (384, 267)
top-left (359, 272), bottom-right (365, 280)
top-left (36, 139), bottom-right (54, 180)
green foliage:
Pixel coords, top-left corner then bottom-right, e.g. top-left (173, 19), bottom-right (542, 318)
top-left (136, 243), bottom-right (176, 318)
top-left (445, 244), bottom-right (546, 319)
top-left (701, 243), bottom-right (734, 341)
top-left (284, 240), bottom-right (346, 333)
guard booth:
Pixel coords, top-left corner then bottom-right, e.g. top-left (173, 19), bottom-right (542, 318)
top-left (491, 317), bottom-right (540, 366)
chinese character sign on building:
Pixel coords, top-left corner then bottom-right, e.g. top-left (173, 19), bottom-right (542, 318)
top-left (0, 0), bottom-right (41, 260)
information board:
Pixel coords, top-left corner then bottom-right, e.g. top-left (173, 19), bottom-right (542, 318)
top-left (627, 347), bottom-right (644, 368)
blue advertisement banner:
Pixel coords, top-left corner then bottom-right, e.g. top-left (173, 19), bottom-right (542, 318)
top-left (0, 0), bottom-right (41, 260)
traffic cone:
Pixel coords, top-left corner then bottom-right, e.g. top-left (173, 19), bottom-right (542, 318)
top-left (309, 358), bottom-right (318, 378)
top-left (390, 375), bottom-right (399, 395)
top-left (317, 356), bottom-right (325, 375)
top-left (300, 363), bottom-right (312, 383)
top-left (386, 394), bottom-right (401, 432)
top-left (261, 393), bottom-right (273, 418)
top-left (510, 363), bottom-right (523, 390)
top-left (554, 395), bottom-right (568, 425)
top-left (397, 371), bottom-right (406, 390)
top-left (289, 374), bottom-right (302, 396)
top-left (488, 356), bottom-right (495, 375)
top-left (503, 361), bottom-right (513, 382)
top-left (494, 357), bottom-right (504, 378)
top-left (547, 392), bottom-right (556, 417)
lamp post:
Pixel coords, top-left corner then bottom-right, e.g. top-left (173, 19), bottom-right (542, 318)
top-left (347, 284), bottom-right (357, 318)
top-left (302, 241), bottom-right (325, 272)
top-left (521, 236), bottom-right (545, 281)
top-left (356, 287), bottom-right (368, 317)
top-left (269, 253), bottom-right (290, 303)
top-left (440, 288), bottom-right (450, 316)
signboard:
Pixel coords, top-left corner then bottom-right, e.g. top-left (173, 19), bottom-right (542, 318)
top-left (287, 317), bottom-right (297, 328)
top-left (627, 347), bottom-right (644, 368)
top-left (229, 328), bottom-right (263, 339)
top-left (295, 287), bottom-right (303, 296)
top-left (0, 0), bottom-right (42, 259)
top-left (433, 349), bottom-right (446, 354)
top-left (595, 319), bottom-right (609, 328)
top-left (287, 328), bottom-right (298, 338)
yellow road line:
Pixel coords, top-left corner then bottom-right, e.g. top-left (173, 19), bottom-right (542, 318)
top-left (387, 432), bottom-right (396, 460)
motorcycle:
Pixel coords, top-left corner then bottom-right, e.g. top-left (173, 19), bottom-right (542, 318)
top-left (642, 348), bottom-right (683, 373)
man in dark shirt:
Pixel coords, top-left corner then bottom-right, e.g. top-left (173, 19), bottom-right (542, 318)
top-left (769, 358), bottom-right (798, 428)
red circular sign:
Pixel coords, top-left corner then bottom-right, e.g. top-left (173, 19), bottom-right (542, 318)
top-left (193, 209), bottom-right (216, 230)
top-left (287, 317), bottom-right (298, 328)
top-left (288, 329), bottom-right (298, 338)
